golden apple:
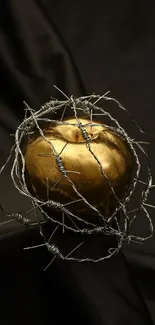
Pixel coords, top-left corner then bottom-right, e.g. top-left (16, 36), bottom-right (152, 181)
top-left (24, 118), bottom-right (135, 220)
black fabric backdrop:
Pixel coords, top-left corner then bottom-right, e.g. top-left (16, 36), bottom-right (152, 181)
top-left (0, 1), bottom-right (155, 324)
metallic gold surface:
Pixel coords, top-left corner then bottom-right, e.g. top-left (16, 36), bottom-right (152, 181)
top-left (24, 118), bottom-right (135, 217)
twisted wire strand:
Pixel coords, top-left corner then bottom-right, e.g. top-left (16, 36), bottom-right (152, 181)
top-left (0, 89), bottom-right (154, 264)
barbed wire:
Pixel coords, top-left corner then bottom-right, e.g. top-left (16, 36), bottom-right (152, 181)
top-left (0, 86), bottom-right (154, 267)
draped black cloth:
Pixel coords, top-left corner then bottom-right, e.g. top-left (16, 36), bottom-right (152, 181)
top-left (0, 1), bottom-right (155, 324)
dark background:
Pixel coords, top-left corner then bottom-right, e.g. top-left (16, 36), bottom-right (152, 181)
top-left (0, 0), bottom-right (155, 324)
